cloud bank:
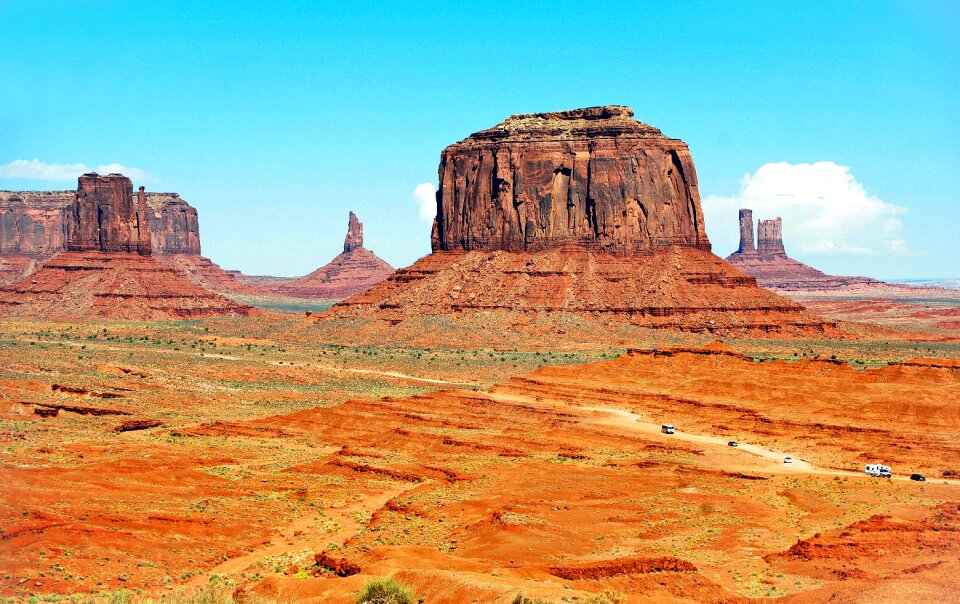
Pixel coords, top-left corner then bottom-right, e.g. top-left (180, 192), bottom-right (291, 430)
top-left (0, 159), bottom-right (154, 182)
top-left (413, 182), bottom-right (437, 221)
top-left (702, 161), bottom-right (910, 256)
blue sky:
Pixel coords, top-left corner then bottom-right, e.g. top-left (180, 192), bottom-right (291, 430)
top-left (1, 1), bottom-right (957, 278)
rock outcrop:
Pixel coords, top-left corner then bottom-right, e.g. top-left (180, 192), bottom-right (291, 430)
top-left (267, 212), bottom-right (394, 299)
top-left (343, 211), bottom-right (363, 253)
top-left (736, 209), bottom-right (755, 254)
top-left (320, 106), bottom-right (834, 340)
top-left (67, 174), bottom-right (152, 254)
top-left (727, 210), bottom-right (881, 291)
top-left (0, 174), bottom-right (256, 320)
top-left (432, 105), bottom-right (710, 254)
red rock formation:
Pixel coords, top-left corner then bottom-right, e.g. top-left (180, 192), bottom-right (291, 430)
top-left (145, 193), bottom-right (201, 254)
top-left (433, 105), bottom-right (710, 254)
top-left (0, 174), bottom-right (256, 320)
top-left (727, 210), bottom-right (881, 291)
top-left (0, 188), bottom-right (252, 293)
top-left (321, 106), bottom-right (834, 339)
top-left (67, 173), bottom-right (151, 254)
top-left (268, 212), bottom-right (394, 299)
top-left (343, 211), bottom-right (363, 253)
top-left (756, 217), bottom-right (785, 256)
top-left (736, 209), bottom-right (755, 254)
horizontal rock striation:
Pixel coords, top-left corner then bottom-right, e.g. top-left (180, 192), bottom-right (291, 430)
top-left (432, 106), bottom-right (710, 254)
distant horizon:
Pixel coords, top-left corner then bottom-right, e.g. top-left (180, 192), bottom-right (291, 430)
top-left (2, 1), bottom-right (957, 279)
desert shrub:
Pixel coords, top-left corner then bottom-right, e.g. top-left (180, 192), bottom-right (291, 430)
top-left (356, 576), bottom-right (415, 604)
top-left (512, 591), bottom-right (625, 604)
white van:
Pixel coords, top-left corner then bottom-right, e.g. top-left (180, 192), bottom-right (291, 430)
top-left (661, 424), bottom-right (675, 435)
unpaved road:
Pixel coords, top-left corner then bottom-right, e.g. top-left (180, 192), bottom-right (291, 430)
top-left (578, 405), bottom-right (960, 484)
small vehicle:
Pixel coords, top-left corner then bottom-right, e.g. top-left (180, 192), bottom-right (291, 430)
top-left (661, 424), bottom-right (675, 435)
top-left (784, 456), bottom-right (793, 464)
top-left (865, 464), bottom-right (892, 478)
top-left (728, 441), bottom-right (738, 447)
top-left (910, 474), bottom-right (926, 482)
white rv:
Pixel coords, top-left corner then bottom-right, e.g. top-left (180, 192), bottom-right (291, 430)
top-left (661, 424), bottom-right (675, 435)
top-left (865, 464), bottom-right (892, 478)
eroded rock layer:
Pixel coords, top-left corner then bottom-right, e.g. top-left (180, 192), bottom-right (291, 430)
top-left (67, 174), bottom-right (151, 254)
top-left (0, 251), bottom-right (257, 320)
top-left (432, 106), bottom-right (710, 253)
top-left (323, 246), bottom-right (835, 339)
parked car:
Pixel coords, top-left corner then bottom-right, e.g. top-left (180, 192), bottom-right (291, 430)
top-left (910, 474), bottom-right (926, 482)
top-left (784, 456), bottom-right (793, 464)
top-left (728, 441), bottom-right (738, 447)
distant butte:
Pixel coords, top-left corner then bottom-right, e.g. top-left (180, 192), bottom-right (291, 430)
top-left (726, 209), bottom-right (882, 291)
top-left (320, 106), bottom-right (835, 340)
top-left (0, 173), bottom-right (256, 320)
top-left (0, 186), bottom-right (252, 293)
top-left (266, 212), bottom-right (394, 300)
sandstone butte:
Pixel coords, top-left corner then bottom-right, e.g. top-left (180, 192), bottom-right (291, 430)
top-left (0, 173), bottom-right (256, 320)
top-left (725, 209), bottom-right (883, 291)
top-left (322, 106), bottom-right (835, 337)
top-left (257, 212), bottom-right (395, 299)
top-left (0, 187), bottom-right (250, 292)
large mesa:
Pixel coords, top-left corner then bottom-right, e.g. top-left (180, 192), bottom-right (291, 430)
top-left (318, 107), bottom-right (834, 342)
top-left (432, 105), bottom-right (710, 254)
top-left (0, 173), bottom-right (256, 320)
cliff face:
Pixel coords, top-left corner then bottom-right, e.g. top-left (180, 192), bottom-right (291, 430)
top-left (145, 193), bottom-right (201, 255)
top-left (67, 174), bottom-right (152, 254)
top-left (0, 187), bottom-right (218, 287)
top-left (0, 193), bottom-right (70, 256)
top-left (0, 189), bottom-right (202, 257)
top-left (727, 210), bottom-right (879, 290)
top-left (432, 106), bottom-right (710, 254)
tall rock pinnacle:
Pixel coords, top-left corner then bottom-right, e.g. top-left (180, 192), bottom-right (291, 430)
top-left (432, 106), bottom-right (710, 254)
top-left (344, 211), bottom-right (363, 253)
top-left (737, 209), bottom-right (756, 254)
top-left (66, 173), bottom-right (151, 255)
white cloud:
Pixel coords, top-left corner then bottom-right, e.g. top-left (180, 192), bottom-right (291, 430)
top-left (702, 161), bottom-right (911, 256)
top-left (413, 182), bottom-right (437, 222)
top-left (0, 159), bottom-right (154, 182)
